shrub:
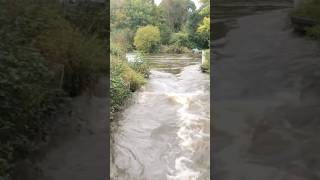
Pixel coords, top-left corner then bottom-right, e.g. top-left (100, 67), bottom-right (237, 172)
top-left (170, 32), bottom-right (191, 48)
top-left (305, 25), bottom-right (320, 39)
top-left (37, 22), bottom-right (107, 96)
top-left (63, 1), bottom-right (107, 38)
top-left (110, 56), bottom-right (147, 115)
top-left (134, 25), bottom-right (161, 53)
top-left (0, 49), bottom-right (66, 178)
top-left (0, 1), bottom-right (106, 178)
top-left (159, 24), bottom-right (172, 45)
top-left (111, 57), bottom-right (146, 92)
top-left (128, 53), bottom-right (151, 78)
top-left (197, 17), bottom-right (210, 44)
top-left (122, 66), bottom-right (145, 92)
top-left (110, 74), bottom-right (130, 114)
top-left (110, 29), bottom-right (133, 53)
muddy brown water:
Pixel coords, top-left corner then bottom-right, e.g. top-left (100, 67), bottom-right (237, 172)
top-left (212, 1), bottom-right (320, 180)
top-left (111, 54), bottom-right (210, 180)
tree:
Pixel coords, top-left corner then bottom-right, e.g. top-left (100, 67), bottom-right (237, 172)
top-left (160, 0), bottom-right (196, 32)
top-left (111, 0), bottom-right (164, 48)
top-left (197, 17), bottom-right (210, 41)
top-left (197, 0), bottom-right (210, 45)
top-left (170, 32), bottom-right (190, 47)
top-left (134, 25), bottom-right (161, 53)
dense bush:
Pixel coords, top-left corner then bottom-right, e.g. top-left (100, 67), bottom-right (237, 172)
top-left (0, 0), bottom-right (106, 96)
top-left (0, 0), bottom-right (107, 178)
top-left (170, 32), bottom-right (191, 48)
top-left (128, 53), bottom-right (151, 78)
top-left (134, 25), bottom-right (161, 53)
top-left (197, 17), bottom-right (210, 44)
top-left (159, 24), bottom-right (172, 45)
top-left (63, 1), bottom-right (107, 38)
top-left (305, 25), bottom-right (320, 39)
top-left (0, 49), bottom-right (66, 178)
top-left (38, 27), bottom-right (106, 96)
top-left (110, 70), bottom-right (130, 114)
top-left (110, 56), bottom-right (147, 115)
top-left (110, 29), bottom-right (133, 53)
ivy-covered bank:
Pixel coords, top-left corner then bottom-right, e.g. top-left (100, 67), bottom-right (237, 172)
top-left (0, 1), bottom-right (107, 179)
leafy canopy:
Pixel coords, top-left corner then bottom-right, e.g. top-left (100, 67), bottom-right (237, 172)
top-left (134, 25), bottom-right (161, 53)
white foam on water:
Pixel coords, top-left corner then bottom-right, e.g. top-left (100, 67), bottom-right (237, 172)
top-left (167, 157), bottom-right (201, 180)
top-left (166, 91), bottom-right (210, 180)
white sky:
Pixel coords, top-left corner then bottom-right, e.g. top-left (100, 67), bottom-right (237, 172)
top-left (154, 0), bottom-right (202, 9)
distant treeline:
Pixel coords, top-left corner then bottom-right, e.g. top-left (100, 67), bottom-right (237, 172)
top-left (111, 0), bottom-right (210, 53)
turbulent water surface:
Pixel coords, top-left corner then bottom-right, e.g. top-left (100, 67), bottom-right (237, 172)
top-left (213, 1), bottom-right (320, 180)
top-left (111, 54), bottom-right (210, 180)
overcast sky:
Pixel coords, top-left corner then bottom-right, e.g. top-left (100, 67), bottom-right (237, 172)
top-left (154, 0), bottom-right (202, 9)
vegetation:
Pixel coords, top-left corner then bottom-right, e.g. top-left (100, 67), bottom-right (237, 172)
top-left (292, 0), bottom-right (320, 39)
top-left (110, 53), bottom-right (148, 116)
top-left (134, 26), bottom-right (161, 53)
top-left (110, 55), bottom-right (146, 114)
top-left (305, 25), bottom-right (320, 39)
top-left (159, 0), bottom-right (196, 32)
top-left (0, 0), bottom-right (106, 178)
top-left (198, 0), bottom-right (210, 73)
top-left (293, 0), bottom-right (320, 21)
top-left (110, 29), bottom-right (149, 117)
top-left (111, 0), bottom-right (210, 52)
top-left (110, 0), bottom-right (211, 116)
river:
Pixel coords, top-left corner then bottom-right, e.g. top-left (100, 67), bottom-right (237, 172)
top-left (111, 54), bottom-right (210, 180)
top-left (213, 1), bottom-right (320, 180)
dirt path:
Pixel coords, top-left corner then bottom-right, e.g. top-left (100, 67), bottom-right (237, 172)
top-left (213, 8), bottom-right (320, 180)
top-left (32, 77), bottom-right (108, 180)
